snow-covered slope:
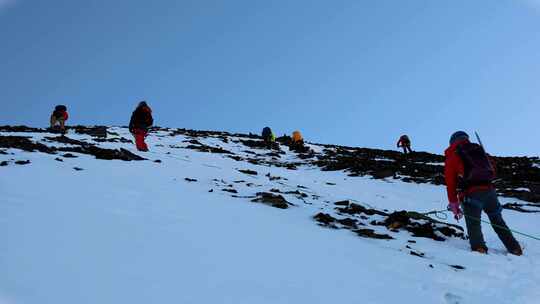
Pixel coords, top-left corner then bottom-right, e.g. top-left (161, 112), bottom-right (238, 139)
top-left (1, 126), bottom-right (539, 304)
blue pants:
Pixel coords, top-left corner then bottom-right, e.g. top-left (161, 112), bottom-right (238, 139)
top-left (462, 189), bottom-right (520, 252)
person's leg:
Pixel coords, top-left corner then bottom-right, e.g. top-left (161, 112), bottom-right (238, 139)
top-left (50, 115), bottom-right (57, 128)
top-left (133, 130), bottom-right (146, 151)
top-left (406, 145), bottom-right (412, 154)
top-left (481, 190), bottom-right (522, 254)
top-left (462, 199), bottom-right (487, 252)
top-left (140, 130), bottom-right (149, 151)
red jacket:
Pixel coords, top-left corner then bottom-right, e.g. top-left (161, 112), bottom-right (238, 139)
top-left (53, 110), bottom-right (69, 121)
top-left (444, 139), bottom-right (493, 204)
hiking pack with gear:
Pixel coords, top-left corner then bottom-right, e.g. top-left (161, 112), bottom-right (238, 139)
top-left (455, 141), bottom-right (495, 192)
top-left (52, 105), bottom-right (68, 120)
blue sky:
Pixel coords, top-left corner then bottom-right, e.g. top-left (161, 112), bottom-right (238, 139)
top-left (1, 0), bottom-right (539, 156)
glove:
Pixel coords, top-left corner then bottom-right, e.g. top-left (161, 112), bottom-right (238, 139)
top-left (447, 202), bottom-right (463, 221)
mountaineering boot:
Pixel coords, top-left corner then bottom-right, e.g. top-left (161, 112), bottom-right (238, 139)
top-left (472, 247), bottom-right (488, 254)
top-left (510, 247), bottom-right (523, 256)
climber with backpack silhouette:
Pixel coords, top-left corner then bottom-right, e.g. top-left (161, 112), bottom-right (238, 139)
top-left (261, 127), bottom-right (276, 149)
top-left (129, 101), bottom-right (153, 152)
top-left (289, 130), bottom-right (310, 153)
top-left (397, 135), bottom-right (412, 154)
top-left (444, 131), bottom-right (522, 256)
top-left (50, 105), bottom-right (69, 133)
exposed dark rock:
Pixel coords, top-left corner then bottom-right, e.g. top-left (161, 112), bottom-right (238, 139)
top-left (239, 169), bottom-right (258, 175)
top-left (62, 153), bottom-right (78, 158)
top-left (410, 250), bottom-right (425, 258)
top-left (354, 229), bottom-right (393, 240)
top-left (0, 135), bottom-right (144, 161)
top-left (185, 143), bottom-right (232, 154)
top-left (154, 159), bottom-right (162, 163)
top-left (240, 139), bottom-right (281, 151)
top-left (70, 125), bottom-right (107, 137)
top-left (73, 167), bottom-right (84, 171)
top-left (450, 265), bottom-right (465, 270)
top-left (0, 125), bottom-right (47, 133)
top-left (502, 202), bottom-right (540, 213)
top-left (314, 212), bottom-right (337, 226)
top-left (45, 136), bottom-right (90, 146)
top-left (228, 155), bottom-right (243, 161)
top-left (58, 147), bottom-right (145, 161)
top-left (251, 192), bottom-right (289, 209)
top-left (0, 136), bottom-right (56, 154)
top-left (336, 203), bottom-right (388, 217)
top-left (378, 211), bottom-right (465, 241)
top-left (54, 158), bottom-right (63, 162)
top-left (15, 160), bottom-right (31, 165)
top-left (185, 178), bottom-right (198, 182)
top-left (222, 188), bottom-right (238, 194)
top-left (93, 137), bottom-right (132, 143)
top-left (337, 218), bottom-right (358, 228)
top-left (334, 200), bottom-right (350, 206)
top-left (0, 161), bottom-right (8, 166)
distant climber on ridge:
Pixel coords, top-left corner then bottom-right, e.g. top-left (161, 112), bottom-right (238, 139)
top-left (289, 130), bottom-right (310, 153)
top-left (397, 135), bottom-right (412, 154)
top-left (261, 126), bottom-right (276, 148)
top-left (444, 131), bottom-right (522, 256)
top-left (129, 101), bottom-right (153, 152)
top-left (50, 105), bottom-right (69, 133)
top-left (291, 130), bottom-right (304, 147)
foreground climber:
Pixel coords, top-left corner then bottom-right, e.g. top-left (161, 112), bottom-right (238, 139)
top-left (444, 131), bottom-right (522, 255)
top-left (129, 101), bottom-right (153, 151)
top-left (397, 135), bottom-right (412, 154)
top-left (50, 105), bottom-right (69, 132)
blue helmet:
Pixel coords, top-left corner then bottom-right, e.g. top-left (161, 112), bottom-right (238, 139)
top-left (449, 131), bottom-right (469, 145)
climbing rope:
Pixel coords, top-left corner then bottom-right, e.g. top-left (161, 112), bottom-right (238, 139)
top-left (423, 210), bottom-right (540, 242)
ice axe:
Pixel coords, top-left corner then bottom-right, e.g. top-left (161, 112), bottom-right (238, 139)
top-left (474, 131), bottom-right (484, 148)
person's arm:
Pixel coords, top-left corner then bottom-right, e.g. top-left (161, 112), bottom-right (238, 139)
top-left (129, 112), bottom-right (135, 133)
top-left (444, 152), bottom-right (460, 204)
top-left (148, 114), bottom-right (154, 127)
top-left (445, 150), bottom-right (464, 220)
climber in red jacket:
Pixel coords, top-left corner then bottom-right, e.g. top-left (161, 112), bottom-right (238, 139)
top-left (444, 131), bottom-right (522, 255)
top-left (129, 101), bottom-right (153, 152)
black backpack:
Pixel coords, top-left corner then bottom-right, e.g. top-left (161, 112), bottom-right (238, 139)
top-left (456, 142), bottom-right (495, 188)
top-left (55, 105), bottom-right (67, 112)
top-left (262, 127), bottom-right (272, 139)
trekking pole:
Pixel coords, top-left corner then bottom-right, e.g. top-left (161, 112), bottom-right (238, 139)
top-left (429, 210), bottom-right (540, 242)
